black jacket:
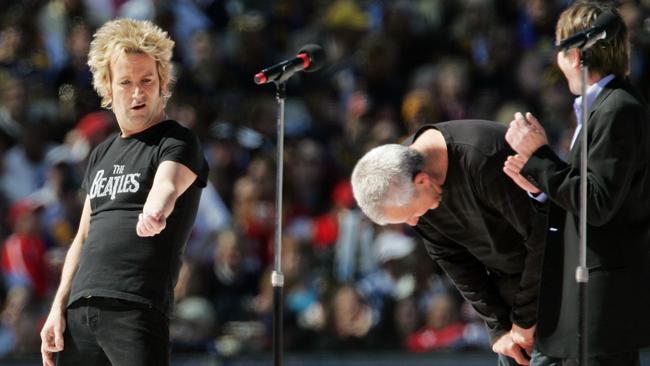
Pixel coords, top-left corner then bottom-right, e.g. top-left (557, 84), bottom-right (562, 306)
top-left (522, 78), bottom-right (650, 357)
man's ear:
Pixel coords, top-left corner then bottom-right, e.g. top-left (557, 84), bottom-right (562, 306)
top-left (106, 66), bottom-right (113, 105)
top-left (413, 171), bottom-right (429, 186)
top-left (160, 80), bottom-right (167, 98)
top-left (570, 48), bottom-right (581, 68)
top-left (105, 87), bottom-right (113, 108)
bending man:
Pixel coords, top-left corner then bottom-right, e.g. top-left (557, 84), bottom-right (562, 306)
top-left (352, 120), bottom-right (545, 365)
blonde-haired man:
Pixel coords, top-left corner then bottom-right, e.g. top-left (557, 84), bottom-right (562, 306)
top-left (40, 18), bottom-right (208, 366)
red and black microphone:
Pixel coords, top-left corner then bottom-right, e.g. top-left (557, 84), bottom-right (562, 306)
top-left (254, 44), bottom-right (325, 85)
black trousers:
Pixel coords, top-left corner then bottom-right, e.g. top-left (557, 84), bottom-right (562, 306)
top-left (497, 343), bottom-right (641, 366)
top-left (529, 344), bottom-right (640, 366)
top-left (57, 297), bottom-right (169, 366)
top-left (558, 353), bottom-right (639, 366)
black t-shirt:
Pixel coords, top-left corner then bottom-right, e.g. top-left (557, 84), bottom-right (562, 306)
top-left (70, 120), bottom-right (209, 315)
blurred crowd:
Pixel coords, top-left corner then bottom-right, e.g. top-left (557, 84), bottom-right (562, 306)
top-left (1, 0), bottom-right (650, 359)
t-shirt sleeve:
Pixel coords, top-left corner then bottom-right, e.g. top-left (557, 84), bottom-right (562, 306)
top-left (81, 156), bottom-right (92, 194)
top-left (158, 126), bottom-right (209, 188)
top-left (81, 143), bottom-right (101, 194)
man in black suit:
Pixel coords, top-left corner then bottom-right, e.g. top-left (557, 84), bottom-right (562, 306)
top-left (504, 2), bottom-right (650, 365)
top-left (352, 120), bottom-right (546, 365)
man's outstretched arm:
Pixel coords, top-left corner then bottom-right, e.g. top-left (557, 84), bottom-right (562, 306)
top-left (136, 160), bottom-right (198, 237)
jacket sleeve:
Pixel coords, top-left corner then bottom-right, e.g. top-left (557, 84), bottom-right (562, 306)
top-left (413, 224), bottom-right (511, 344)
top-left (522, 94), bottom-right (646, 227)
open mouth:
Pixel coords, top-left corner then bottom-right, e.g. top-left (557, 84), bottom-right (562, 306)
top-left (131, 104), bottom-right (146, 110)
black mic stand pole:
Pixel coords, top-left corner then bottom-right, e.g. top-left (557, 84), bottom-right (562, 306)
top-left (271, 76), bottom-right (288, 366)
top-left (259, 46), bottom-right (324, 366)
top-left (576, 48), bottom-right (590, 366)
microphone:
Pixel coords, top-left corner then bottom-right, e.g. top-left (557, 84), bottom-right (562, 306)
top-left (254, 44), bottom-right (325, 85)
top-left (557, 11), bottom-right (620, 51)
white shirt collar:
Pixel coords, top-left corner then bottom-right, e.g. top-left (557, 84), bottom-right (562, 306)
top-left (570, 74), bottom-right (615, 149)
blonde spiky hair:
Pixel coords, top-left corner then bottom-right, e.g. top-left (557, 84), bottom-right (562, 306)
top-left (87, 18), bottom-right (175, 109)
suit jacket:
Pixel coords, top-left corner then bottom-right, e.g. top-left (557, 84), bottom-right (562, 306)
top-left (521, 78), bottom-right (650, 357)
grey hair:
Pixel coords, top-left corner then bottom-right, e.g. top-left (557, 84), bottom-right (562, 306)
top-left (351, 144), bottom-right (424, 224)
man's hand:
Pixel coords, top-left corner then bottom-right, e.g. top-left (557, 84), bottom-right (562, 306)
top-left (505, 112), bottom-right (548, 159)
top-left (40, 309), bottom-right (66, 366)
top-left (510, 324), bottom-right (536, 356)
top-left (503, 154), bottom-right (541, 194)
top-left (136, 210), bottom-right (166, 237)
top-left (492, 332), bottom-right (530, 365)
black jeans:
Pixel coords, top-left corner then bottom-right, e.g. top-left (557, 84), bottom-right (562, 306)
top-left (529, 344), bottom-right (640, 366)
top-left (57, 297), bottom-right (169, 366)
top-left (497, 344), bottom-right (641, 366)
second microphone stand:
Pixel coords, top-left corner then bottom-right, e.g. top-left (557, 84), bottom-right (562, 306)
top-left (271, 80), bottom-right (287, 366)
top-left (576, 48), bottom-right (590, 366)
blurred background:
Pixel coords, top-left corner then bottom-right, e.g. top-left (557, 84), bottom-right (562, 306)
top-left (1, 0), bottom-right (650, 364)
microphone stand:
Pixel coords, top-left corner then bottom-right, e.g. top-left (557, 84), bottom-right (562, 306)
top-left (270, 74), bottom-right (290, 366)
top-left (576, 48), bottom-right (590, 366)
top-left (258, 48), bottom-right (323, 366)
